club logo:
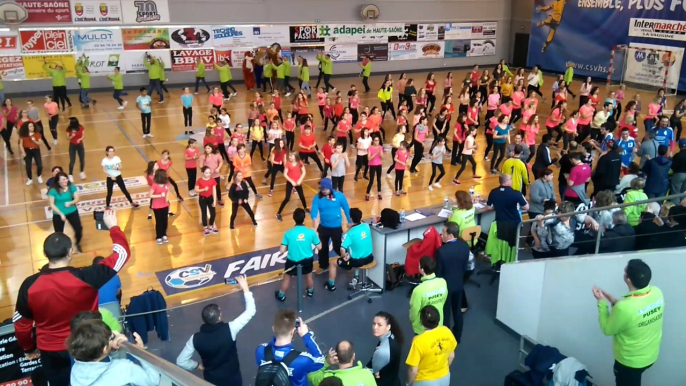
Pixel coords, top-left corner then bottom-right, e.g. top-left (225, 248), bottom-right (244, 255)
top-left (74, 2), bottom-right (83, 15)
top-left (165, 264), bottom-right (216, 289)
top-left (171, 28), bottom-right (211, 48)
top-left (100, 3), bottom-right (108, 16)
top-left (133, 0), bottom-right (161, 23)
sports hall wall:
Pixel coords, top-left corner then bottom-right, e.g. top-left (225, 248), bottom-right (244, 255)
top-left (526, 0), bottom-right (686, 91)
top-left (0, 0), bottom-right (511, 95)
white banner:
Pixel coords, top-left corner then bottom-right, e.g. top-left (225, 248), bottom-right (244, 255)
top-left (0, 32), bottom-right (20, 55)
top-left (325, 35), bottom-right (388, 44)
top-left (75, 52), bottom-right (123, 74)
top-left (627, 42), bottom-right (683, 90)
top-left (470, 22), bottom-right (497, 39)
top-left (120, 50), bottom-right (170, 73)
top-left (71, 0), bottom-right (123, 24)
top-left (121, 0), bottom-right (170, 24)
top-left (212, 25), bottom-right (289, 49)
top-left (418, 41), bottom-right (445, 58)
top-left (388, 42), bottom-right (418, 61)
top-left (317, 23), bottom-right (404, 41)
top-left (73, 28), bottom-right (124, 52)
top-left (169, 26), bottom-right (213, 49)
top-left (250, 25), bottom-right (290, 46)
top-left (444, 23), bottom-right (472, 40)
top-left (417, 24), bottom-right (445, 41)
top-left (468, 39), bottom-right (496, 57)
top-left (629, 18), bottom-right (686, 43)
top-left (324, 44), bottom-right (357, 63)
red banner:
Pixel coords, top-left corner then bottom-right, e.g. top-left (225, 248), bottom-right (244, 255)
top-left (171, 49), bottom-right (214, 72)
top-left (15, 0), bottom-right (72, 23)
top-left (214, 49), bottom-right (250, 68)
top-left (20, 30), bottom-right (73, 53)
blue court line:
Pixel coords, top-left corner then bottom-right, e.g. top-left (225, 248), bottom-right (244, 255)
top-left (104, 109), bottom-right (151, 162)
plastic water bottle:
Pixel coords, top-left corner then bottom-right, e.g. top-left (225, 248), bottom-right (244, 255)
top-left (371, 212), bottom-right (377, 226)
top-left (400, 208), bottom-right (406, 223)
top-left (443, 197), bottom-right (449, 209)
top-left (469, 186), bottom-right (475, 198)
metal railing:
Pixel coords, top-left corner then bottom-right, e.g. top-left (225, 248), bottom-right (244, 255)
top-left (514, 192), bottom-right (686, 261)
top-left (120, 341), bottom-right (213, 386)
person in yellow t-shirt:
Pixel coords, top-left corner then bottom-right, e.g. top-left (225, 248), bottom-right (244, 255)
top-left (406, 305), bottom-right (457, 386)
top-left (249, 122), bottom-right (265, 161)
top-left (501, 144), bottom-right (530, 194)
top-left (536, 0), bottom-right (568, 53)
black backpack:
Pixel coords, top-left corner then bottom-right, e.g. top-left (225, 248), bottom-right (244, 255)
top-left (255, 345), bottom-right (301, 386)
top-left (380, 208), bottom-right (400, 229)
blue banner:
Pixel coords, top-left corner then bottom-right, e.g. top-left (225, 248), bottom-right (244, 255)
top-left (527, 0), bottom-right (686, 91)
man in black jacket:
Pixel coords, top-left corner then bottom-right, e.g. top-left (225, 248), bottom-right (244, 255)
top-left (435, 221), bottom-right (470, 342)
top-left (532, 134), bottom-right (558, 179)
top-left (592, 143), bottom-right (622, 197)
top-left (635, 203), bottom-right (665, 251)
top-left (670, 139), bottom-right (686, 204)
top-left (600, 211), bottom-right (635, 253)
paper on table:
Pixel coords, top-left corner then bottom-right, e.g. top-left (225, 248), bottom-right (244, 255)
top-left (405, 213), bottom-right (426, 222)
top-left (475, 203), bottom-right (486, 209)
top-left (437, 209), bottom-right (452, 218)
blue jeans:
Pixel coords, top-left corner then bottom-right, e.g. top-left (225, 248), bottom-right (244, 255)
top-left (195, 77), bottom-right (209, 92)
top-left (301, 81), bottom-right (311, 95)
top-left (147, 79), bottom-right (163, 101)
top-left (80, 88), bottom-right (91, 104)
top-left (113, 90), bottom-right (123, 105)
top-left (0, 90), bottom-right (5, 105)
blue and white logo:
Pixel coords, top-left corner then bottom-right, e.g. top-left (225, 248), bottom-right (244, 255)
top-left (214, 27), bottom-right (244, 39)
top-left (165, 264), bottom-right (216, 289)
top-left (253, 27), bottom-right (261, 36)
top-left (634, 50), bottom-right (646, 63)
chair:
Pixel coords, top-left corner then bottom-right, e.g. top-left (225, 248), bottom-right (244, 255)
top-left (460, 225), bottom-right (482, 289)
top-left (348, 260), bottom-right (383, 303)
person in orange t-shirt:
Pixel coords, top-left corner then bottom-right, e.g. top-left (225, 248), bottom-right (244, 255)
top-left (298, 125), bottom-right (323, 172)
top-left (232, 144), bottom-right (263, 199)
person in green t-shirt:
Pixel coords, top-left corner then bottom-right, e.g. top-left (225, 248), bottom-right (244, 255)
top-left (75, 55), bottom-right (96, 108)
top-left (307, 341), bottom-right (377, 386)
top-left (262, 58), bottom-right (275, 94)
top-left (107, 67), bottom-right (127, 110)
top-left (316, 52), bottom-right (335, 92)
top-left (157, 57), bottom-right (170, 94)
top-left (194, 60), bottom-right (210, 94)
top-left (282, 55), bottom-right (295, 96)
top-left (48, 171), bottom-right (83, 252)
top-left (359, 55), bottom-right (372, 93)
top-left (43, 59), bottom-right (72, 111)
top-left (298, 57), bottom-right (311, 96)
top-left (277, 208), bottom-right (322, 301)
top-left (143, 52), bottom-right (164, 103)
top-left (214, 58), bottom-right (237, 100)
top-left (409, 256), bottom-right (448, 334)
top-left (563, 62), bottom-right (577, 99)
top-left (334, 208), bottom-right (374, 288)
top-left (593, 259), bottom-right (664, 386)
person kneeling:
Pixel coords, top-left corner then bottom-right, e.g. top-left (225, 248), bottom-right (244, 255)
top-left (334, 208), bottom-right (374, 289)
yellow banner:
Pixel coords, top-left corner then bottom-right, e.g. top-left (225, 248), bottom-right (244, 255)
top-left (22, 54), bottom-right (76, 80)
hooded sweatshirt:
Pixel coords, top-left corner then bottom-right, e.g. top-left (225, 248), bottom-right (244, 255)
top-left (623, 189), bottom-right (648, 226)
top-left (70, 356), bottom-right (160, 386)
top-left (642, 156), bottom-right (672, 196)
top-left (308, 361), bottom-right (377, 386)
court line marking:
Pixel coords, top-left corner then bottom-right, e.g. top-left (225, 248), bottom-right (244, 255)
top-left (3, 148), bottom-right (8, 206)
top-left (106, 109), bottom-right (151, 162)
top-left (304, 296), bottom-right (364, 322)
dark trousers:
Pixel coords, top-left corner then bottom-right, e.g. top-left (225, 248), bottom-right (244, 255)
top-left (183, 107), bottom-right (193, 127)
top-left (168, 176), bottom-right (181, 198)
top-left (269, 164), bottom-right (284, 190)
top-left (277, 182), bottom-right (307, 214)
top-left (429, 163), bottom-right (445, 185)
top-left (254, 65), bottom-right (263, 88)
top-left (285, 131), bottom-right (295, 151)
top-left (410, 141), bottom-right (424, 173)
top-left (362, 76), bottom-right (370, 92)
top-left (41, 350), bottom-right (71, 386)
top-left (315, 69), bottom-right (324, 88)
top-left (382, 101), bottom-right (396, 120)
top-left (355, 154), bottom-right (369, 179)
top-left (323, 74), bottom-right (334, 92)
top-left (231, 202), bottom-right (256, 227)
top-left (427, 92), bottom-right (436, 113)
top-left (113, 90), bottom-right (124, 105)
top-left (141, 113), bottom-right (152, 134)
top-left (284, 76), bottom-right (295, 93)
top-left (455, 154), bottom-right (476, 180)
top-left (250, 140), bottom-right (265, 160)
top-left (332, 175), bottom-right (345, 191)
top-left (299, 151), bottom-right (323, 171)
top-left (106, 175), bottom-right (134, 207)
top-left (213, 177), bottom-right (222, 202)
top-left (147, 79), bottom-right (164, 101)
top-left (614, 360), bottom-right (652, 386)
top-left (52, 86), bottom-right (72, 110)
top-left (52, 211), bottom-right (82, 246)
top-left (186, 167), bottom-right (197, 191)
top-left (153, 206), bottom-right (169, 239)
top-left (485, 134), bottom-right (494, 156)
top-left (451, 141), bottom-right (464, 165)
top-left (195, 77), bottom-right (210, 93)
top-left (24, 148), bottom-right (42, 179)
top-left (366, 165), bottom-right (382, 194)
top-left (199, 195), bottom-right (216, 227)
top-left (511, 108), bottom-right (522, 124)
top-left (527, 84), bottom-right (543, 98)
top-left (49, 115), bottom-right (59, 140)
top-left (443, 290), bottom-right (464, 343)
top-left (0, 126), bottom-right (12, 154)
top-left (317, 226), bottom-right (342, 269)
top-left (160, 81), bottom-right (169, 93)
top-left (221, 80), bottom-right (237, 98)
top-left (387, 148), bottom-right (398, 174)
top-left (491, 142), bottom-right (506, 170)
top-left (68, 143), bottom-right (85, 174)
top-left (395, 170), bottom-right (405, 191)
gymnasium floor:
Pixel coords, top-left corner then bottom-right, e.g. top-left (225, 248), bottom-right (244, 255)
top-left (0, 69), bottom-right (680, 322)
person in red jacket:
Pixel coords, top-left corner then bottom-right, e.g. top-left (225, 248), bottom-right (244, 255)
top-left (13, 209), bottom-right (131, 386)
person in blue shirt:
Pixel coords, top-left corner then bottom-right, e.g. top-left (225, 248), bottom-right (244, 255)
top-left (653, 117), bottom-right (674, 156)
top-left (277, 208), bottom-right (322, 301)
top-left (616, 128), bottom-right (637, 169)
top-left (136, 87), bottom-right (153, 138)
top-left (311, 178), bottom-right (351, 292)
top-left (642, 145), bottom-right (672, 198)
top-left (334, 208), bottom-right (374, 287)
top-left (255, 310), bottom-right (324, 386)
top-left (93, 256), bottom-right (121, 305)
top-left (180, 87), bottom-right (194, 135)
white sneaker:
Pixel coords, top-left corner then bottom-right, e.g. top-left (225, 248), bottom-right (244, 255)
top-left (285, 92), bottom-right (292, 97)
top-left (26, 179), bottom-right (32, 186)
top-left (52, 139), bottom-right (58, 146)
top-left (189, 189), bottom-right (198, 197)
top-left (158, 100), bottom-right (164, 104)
top-left (143, 134), bottom-right (148, 138)
top-left (224, 97), bottom-right (231, 101)
top-left (117, 105), bottom-right (125, 110)
top-left (386, 174), bottom-right (392, 179)
top-left (123, 101), bottom-right (128, 107)
top-left (37, 176), bottom-right (43, 184)
top-left (231, 92), bottom-right (237, 97)
top-left (68, 175), bottom-right (74, 182)
top-left (428, 185), bottom-right (433, 191)
top-left (193, 92), bottom-right (198, 95)
top-left (80, 172), bottom-right (86, 180)
top-left (147, 133), bottom-right (154, 138)
top-left (433, 182), bottom-right (442, 188)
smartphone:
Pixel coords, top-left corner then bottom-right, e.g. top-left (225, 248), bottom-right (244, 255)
top-left (225, 277), bottom-right (237, 285)
top-left (295, 319), bottom-right (301, 329)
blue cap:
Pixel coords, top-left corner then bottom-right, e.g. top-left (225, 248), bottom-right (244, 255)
top-left (320, 178), bottom-right (333, 191)
top-left (679, 139), bottom-right (686, 148)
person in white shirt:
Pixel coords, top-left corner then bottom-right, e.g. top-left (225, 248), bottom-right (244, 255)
top-left (101, 146), bottom-right (139, 210)
top-left (354, 128), bottom-right (372, 182)
top-left (176, 275), bottom-right (256, 386)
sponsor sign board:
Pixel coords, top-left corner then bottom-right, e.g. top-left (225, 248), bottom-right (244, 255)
top-left (71, 0), bottom-right (123, 24)
top-left (171, 49), bottom-right (214, 72)
top-left (15, 0), bottom-right (71, 23)
top-left (120, 50), bottom-right (170, 72)
top-left (20, 30), bottom-right (73, 54)
top-left (388, 24), bottom-right (417, 42)
top-left (22, 54), bottom-right (76, 79)
top-left (74, 52), bottom-right (122, 74)
top-left (73, 28), bottom-right (124, 52)
top-left (388, 42), bottom-right (418, 61)
top-left (169, 26), bottom-right (213, 49)
top-left (121, 0), bottom-right (170, 24)
top-left (214, 49), bottom-right (250, 68)
top-left (324, 44), bottom-right (357, 63)
top-left (468, 39), bottom-right (496, 57)
top-left (0, 32), bottom-right (21, 55)
top-left (444, 40), bottom-right (470, 58)
top-left (122, 27), bottom-right (170, 50)
top-left (289, 25), bottom-right (324, 44)
top-left (417, 24), bottom-right (445, 41)
top-left (629, 18), bottom-right (686, 42)
top-left (357, 43), bottom-right (388, 62)
top-left (0, 56), bottom-right (25, 80)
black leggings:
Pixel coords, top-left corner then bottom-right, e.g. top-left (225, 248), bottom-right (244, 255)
top-left (106, 175), bottom-right (134, 207)
top-left (394, 170), bottom-right (405, 191)
top-left (548, 125), bottom-right (563, 143)
top-left (285, 131), bottom-right (295, 151)
top-left (49, 115), bottom-right (59, 140)
top-left (141, 113), bottom-right (152, 135)
top-left (250, 140), bottom-right (265, 160)
top-left (24, 148), bottom-right (42, 180)
top-left (429, 163), bottom-right (445, 185)
top-left (183, 107), bottom-right (193, 127)
top-left (366, 165), bottom-right (382, 194)
top-left (187, 168), bottom-right (197, 191)
top-left (277, 182), bottom-right (307, 214)
top-left (198, 195), bottom-right (216, 227)
top-left (244, 176), bottom-right (258, 194)
top-left (168, 176), bottom-right (181, 198)
top-left (1, 126), bottom-right (13, 154)
top-left (217, 143), bottom-right (230, 163)
top-left (527, 145), bottom-right (536, 163)
top-left (511, 108), bottom-right (522, 124)
top-left (231, 202), bottom-right (255, 227)
top-left (355, 154), bottom-right (368, 179)
top-left (220, 81), bottom-right (237, 98)
top-left (386, 148), bottom-right (398, 174)
top-left (451, 141), bottom-right (464, 165)
top-left (52, 211), bottom-right (83, 247)
top-left (527, 84), bottom-right (543, 98)
top-left (484, 134), bottom-right (494, 158)
top-left (153, 206), bottom-right (169, 239)
top-left (299, 152), bottom-right (323, 171)
top-left (52, 86), bottom-right (72, 110)
top-left (491, 142), bottom-right (506, 170)
top-left (382, 101), bottom-right (396, 120)
top-left (455, 155), bottom-right (477, 180)
top-left (410, 141), bottom-right (424, 173)
top-left (213, 177), bottom-right (222, 202)
top-left (332, 175), bottom-right (345, 191)
top-left (427, 92), bottom-right (436, 113)
top-left (68, 143), bottom-right (85, 174)
top-left (269, 164), bottom-right (284, 190)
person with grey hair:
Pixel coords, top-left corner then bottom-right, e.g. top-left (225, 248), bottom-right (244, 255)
top-left (600, 211), bottom-right (636, 253)
top-left (637, 130), bottom-right (659, 168)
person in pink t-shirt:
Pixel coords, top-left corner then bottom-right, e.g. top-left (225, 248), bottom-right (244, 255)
top-left (199, 143), bottom-right (224, 207)
top-left (209, 88), bottom-right (223, 112)
top-left (562, 110), bottom-right (580, 151)
top-left (485, 86), bottom-right (501, 123)
top-left (499, 100), bottom-right (514, 119)
top-left (184, 139), bottom-right (200, 196)
top-left (577, 99), bottom-right (595, 143)
top-left (394, 141), bottom-right (410, 195)
top-left (365, 136), bottom-right (384, 200)
top-left (149, 169), bottom-right (171, 244)
top-left (317, 87), bottom-right (327, 119)
top-left (523, 114), bottom-right (540, 163)
top-left (409, 116), bottom-right (429, 174)
top-left (546, 101), bottom-right (567, 146)
top-left (510, 85), bottom-right (526, 124)
top-left (564, 153), bottom-right (591, 205)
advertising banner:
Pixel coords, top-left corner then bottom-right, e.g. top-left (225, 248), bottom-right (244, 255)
top-left (171, 49), bottom-right (214, 72)
top-left (169, 26), bottom-right (213, 49)
top-left (121, 0), bottom-right (170, 24)
top-left (0, 56), bottom-right (26, 80)
top-left (0, 32), bottom-right (21, 55)
top-left (417, 24), bottom-right (445, 41)
top-left (324, 44), bottom-right (357, 63)
top-left (418, 41), bottom-right (445, 58)
top-left (251, 25), bottom-right (290, 46)
top-left (0, 330), bottom-right (41, 386)
top-left (388, 24), bottom-right (417, 42)
top-left (317, 23), bottom-right (404, 41)
top-left (71, 0), bottom-right (123, 24)
top-left (288, 45), bottom-right (322, 66)
top-left (73, 28), bottom-right (124, 52)
top-left (388, 42), bottom-right (418, 61)
top-left (22, 54), bottom-right (76, 79)
top-left (325, 35), bottom-right (388, 44)
top-left (122, 27), bottom-right (170, 50)
top-left (444, 40), bottom-right (470, 58)
top-left (15, 0), bottom-right (71, 23)
top-left (120, 50), bottom-right (170, 72)
top-left (444, 23), bottom-right (473, 40)
top-left (470, 22), bottom-right (497, 39)
top-left (628, 42), bottom-right (684, 90)
top-left (20, 30), bottom-right (73, 54)
top-left (357, 43), bottom-right (388, 62)
top-left (289, 25), bottom-right (324, 44)
top-left (212, 26), bottom-right (254, 49)
top-left (214, 49), bottom-right (250, 68)
top-left (527, 0), bottom-right (686, 90)
top-left (75, 52), bottom-right (122, 74)
top-left (468, 39), bottom-right (496, 57)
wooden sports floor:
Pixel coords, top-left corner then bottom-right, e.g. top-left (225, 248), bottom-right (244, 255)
top-left (0, 69), bottom-right (679, 320)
